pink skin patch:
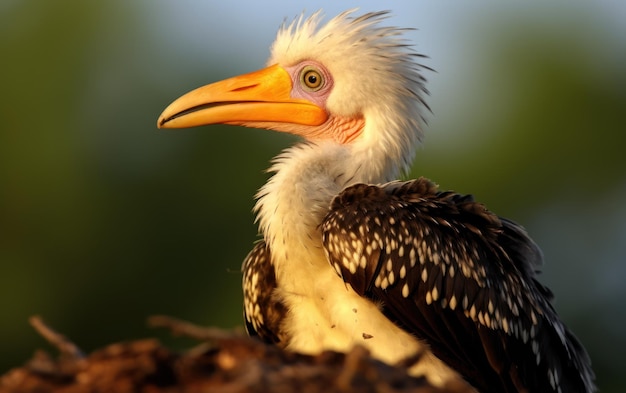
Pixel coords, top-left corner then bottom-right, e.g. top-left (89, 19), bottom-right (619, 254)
top-left (284, 60), bottom-right (334, 107)
top-left (299, 115), bottom-right (364, 144)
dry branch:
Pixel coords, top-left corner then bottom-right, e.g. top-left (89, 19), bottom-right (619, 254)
top-left (0, 316), bottom-right (472, 393)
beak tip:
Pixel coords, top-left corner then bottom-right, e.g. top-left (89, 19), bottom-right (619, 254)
top-left (157, 116), bottom-right (167, 129)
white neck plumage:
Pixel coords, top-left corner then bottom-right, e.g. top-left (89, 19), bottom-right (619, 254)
top-left (254, 141), bottom-right (355, 259)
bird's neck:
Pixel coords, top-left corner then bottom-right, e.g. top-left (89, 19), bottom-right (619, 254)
top-left (254, 140), bottom-right (394, 261)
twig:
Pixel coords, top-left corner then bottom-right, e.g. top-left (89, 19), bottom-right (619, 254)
top-left (336, 345), bottom-right (371, 389)
top-left (28, 315), bottom-right (84, 360)
top-left (148, 315), bottom-right (244, 341)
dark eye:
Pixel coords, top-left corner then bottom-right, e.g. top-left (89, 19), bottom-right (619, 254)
top-left (301, 66), bottom-right (323, 91)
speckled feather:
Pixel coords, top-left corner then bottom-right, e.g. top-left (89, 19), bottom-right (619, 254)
top-left (321, 178), bottom-right (594, 393)
top-left (242, 241), bottom-right (287, 344)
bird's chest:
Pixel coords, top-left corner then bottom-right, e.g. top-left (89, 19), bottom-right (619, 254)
top-left (271, 241), bottom-right (422, 365)
top-left (269, 242), bottom-right (468, 389)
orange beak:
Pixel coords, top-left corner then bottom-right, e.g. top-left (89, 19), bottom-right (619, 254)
top-left (157, 64), bottom-right (328, 129)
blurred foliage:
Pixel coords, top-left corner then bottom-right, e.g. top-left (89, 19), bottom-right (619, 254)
top-left (0, 1), bottom-right (624, 391)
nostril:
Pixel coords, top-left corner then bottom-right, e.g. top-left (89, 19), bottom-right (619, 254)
top-left (231, 84), bottom-right (259, 92)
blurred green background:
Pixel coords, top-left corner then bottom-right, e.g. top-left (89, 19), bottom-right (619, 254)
top-left (1, 0), bottom-right (624, 390)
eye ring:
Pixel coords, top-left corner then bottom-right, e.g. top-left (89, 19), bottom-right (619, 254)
top-left (300, 66), bottom-right (324, 91)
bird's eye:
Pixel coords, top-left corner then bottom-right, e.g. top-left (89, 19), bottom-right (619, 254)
top-left (300, 66), bottom-right (324, 91)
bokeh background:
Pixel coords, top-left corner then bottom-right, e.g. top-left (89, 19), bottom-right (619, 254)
top-left (1, 0), bottom-right (625, 390)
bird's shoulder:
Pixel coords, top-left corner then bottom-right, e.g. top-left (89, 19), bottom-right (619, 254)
top-left (324, 177), bottom-right (543, 296)
top-left (321, 177), bottom-right (595, 393)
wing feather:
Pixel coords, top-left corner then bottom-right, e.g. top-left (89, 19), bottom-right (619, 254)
top-left (322, 178), bottom-right (595, 393)
top-left (242, 241), bottom-right (287, 344)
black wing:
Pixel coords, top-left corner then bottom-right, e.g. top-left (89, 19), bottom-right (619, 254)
top-left (322, 178), bottom-right (595, 393)
top-left (242, 240), bottom-right (287, 344)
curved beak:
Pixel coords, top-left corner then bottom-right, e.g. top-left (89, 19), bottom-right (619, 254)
top-left (157, 64), bottom-right (328, 129)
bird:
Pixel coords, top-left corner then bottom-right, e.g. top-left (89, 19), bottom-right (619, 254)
top-left (157, 9), bottom-right (596, 393)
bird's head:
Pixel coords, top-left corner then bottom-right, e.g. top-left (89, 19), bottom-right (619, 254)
top-left (158, 10), bottom-right (430, 176)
